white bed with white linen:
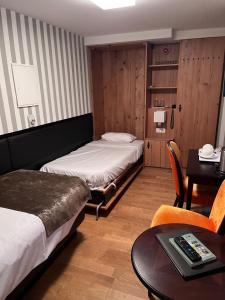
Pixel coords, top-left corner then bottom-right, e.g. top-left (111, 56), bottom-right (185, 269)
top-left (0, 207), bottom-right (82, 300)
top-left (40, 139), bottom-right (144, 190)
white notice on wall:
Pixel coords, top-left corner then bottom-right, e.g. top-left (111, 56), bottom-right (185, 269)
top-left (12, 63), bottom-right (41, 107)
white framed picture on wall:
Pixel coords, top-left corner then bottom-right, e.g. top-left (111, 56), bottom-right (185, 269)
top-left (11, 63), bottom-right (41, 108)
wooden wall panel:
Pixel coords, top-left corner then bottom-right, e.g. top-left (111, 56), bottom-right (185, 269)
top-left (176, 37), bottom-right (225, 166)
top-left (144, 139), bottom-right (170, 168)
top-left (152, 44), bottom-right (179, 65)
top-left (135, 47), bottom-right (147, 139)
top-left (100, 46), bottom-right (146, 139)
top-left (151, 68), bottom-right (178, 88)
top-left (146, 105), bottom-right (177, 140)
top-left (91, 50), bottom-right (105, 139)
top-left (144, 139), bottom-right (161, 167)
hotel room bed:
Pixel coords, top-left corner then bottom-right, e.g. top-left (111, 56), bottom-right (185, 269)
top-left (0, 170), bottom-right (90, 300)
top-left (41, 139), bottom-right (144, 189)
top-left (40, 139), bottom-right (144, 217)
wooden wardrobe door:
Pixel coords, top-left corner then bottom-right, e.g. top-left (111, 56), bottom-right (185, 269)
top-left (176, 38), bottom-right (225, 167)
top-left (102, 46), bottom-right (146, 140)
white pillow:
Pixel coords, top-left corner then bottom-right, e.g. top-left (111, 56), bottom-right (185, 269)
top-left (101, 132), bottom-right (137, 143)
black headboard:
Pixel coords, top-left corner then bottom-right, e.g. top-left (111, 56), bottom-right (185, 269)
top-left (0, 138), bottom-right (12, 174)
top-left (0, 113), bottom-right (93, 174)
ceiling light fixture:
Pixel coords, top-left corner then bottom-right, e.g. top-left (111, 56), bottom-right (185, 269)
top-left (90, 0), bottom-right (135, 10)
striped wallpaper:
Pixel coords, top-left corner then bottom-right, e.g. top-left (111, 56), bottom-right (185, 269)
top-left (0, 7), bottom-right (91, 135)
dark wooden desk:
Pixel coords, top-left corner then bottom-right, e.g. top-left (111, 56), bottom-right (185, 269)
top-left (186, 150), bottom-right (225, 210)
top-left (131, 224), bottom-right (225, 300)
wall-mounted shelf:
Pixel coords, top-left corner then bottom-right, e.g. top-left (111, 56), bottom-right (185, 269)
top-left (147, 86), bottom-right (177, 91)
top-left (148, 64), bottom-right (179, 68)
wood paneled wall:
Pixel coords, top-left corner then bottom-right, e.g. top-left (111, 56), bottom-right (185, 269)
top-left (91, 45), bottom-right (146, 139)
top-left (91, 50), bottom-right (105, 138)
top-left (90, 38), bottom-right (225, 168)
top-left (176, 37), bottom-right (225, 166)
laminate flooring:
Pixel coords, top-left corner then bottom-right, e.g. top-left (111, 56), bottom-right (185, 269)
top-left (24, 167), bottom-right (176, 300)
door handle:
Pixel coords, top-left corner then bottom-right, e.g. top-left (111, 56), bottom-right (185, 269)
top-left (147, 141), bottom-right (150, 149)
top-left (178, 104), bottom-right (182, 112)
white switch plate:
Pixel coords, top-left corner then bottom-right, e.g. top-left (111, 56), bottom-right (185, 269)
top-left (27, 113), bottom-right (36, 127)
top-left (156, 128), bottom-right (166, 133)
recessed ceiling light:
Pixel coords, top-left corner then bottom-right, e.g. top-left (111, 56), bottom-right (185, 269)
top-left (90, 0), bottom-right (135, 10)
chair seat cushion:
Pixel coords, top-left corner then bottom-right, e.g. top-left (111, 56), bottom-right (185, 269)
top-left (151, 205), bottom-right (216, 232)
top-left (183, 177), bottom-right (218, 205)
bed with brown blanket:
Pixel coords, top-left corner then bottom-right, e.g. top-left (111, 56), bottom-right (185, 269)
top-left (0, 170), bottom-right (90, 300)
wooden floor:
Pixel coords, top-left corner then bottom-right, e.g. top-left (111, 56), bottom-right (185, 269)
top-left (24, 167), bottom-right (175, 300)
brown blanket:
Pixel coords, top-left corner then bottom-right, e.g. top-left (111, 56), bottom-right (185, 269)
top-left (0, 170), bottom-right (91, 236)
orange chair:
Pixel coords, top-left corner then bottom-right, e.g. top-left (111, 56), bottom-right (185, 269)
top-left (167, 140), bottom-right (217, 208)
top-left (151, 180), bottom-right (225, 234)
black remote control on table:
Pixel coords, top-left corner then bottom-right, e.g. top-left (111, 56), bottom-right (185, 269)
top-left (174, 236), bottom-right (202, 262)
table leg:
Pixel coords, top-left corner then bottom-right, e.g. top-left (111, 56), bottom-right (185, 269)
top-left (186, 177), bottom-right (193, 210)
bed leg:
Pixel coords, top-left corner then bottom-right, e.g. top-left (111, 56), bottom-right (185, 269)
top-left (96, 201), bottom-right (104, 221)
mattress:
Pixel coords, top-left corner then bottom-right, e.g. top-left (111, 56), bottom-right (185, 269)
top-left (0, 207), bottom-right (82, 300)
top-left (41, 140), bottom-right (144, 189)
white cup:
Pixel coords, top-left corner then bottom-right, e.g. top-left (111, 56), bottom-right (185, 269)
top-left (202, 144), bottom-right (214, 156)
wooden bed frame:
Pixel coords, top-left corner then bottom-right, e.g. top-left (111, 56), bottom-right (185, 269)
top-left (87, 156), bottom-right (144, 219)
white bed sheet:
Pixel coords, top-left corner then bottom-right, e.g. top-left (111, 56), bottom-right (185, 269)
top-left (0, 206), bottom-right (83, 300)
top-left (41, 140), bottom-right (144, 189)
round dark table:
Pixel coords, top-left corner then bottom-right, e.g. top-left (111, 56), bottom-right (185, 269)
top-left (131, 224), bottom-right (225, 300)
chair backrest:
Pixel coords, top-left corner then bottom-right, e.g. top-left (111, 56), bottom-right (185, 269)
top-left (166, 141), bottom-right (184, 200)
top-left (170, 141), bottom-right (181, 164)
top-left (209, 180), bottom-right (225, 234)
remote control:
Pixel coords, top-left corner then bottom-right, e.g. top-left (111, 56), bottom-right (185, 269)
top-left (174, 236), bottom-right (202, 262)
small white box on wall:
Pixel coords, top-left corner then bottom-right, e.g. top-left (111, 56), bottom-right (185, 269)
top-left (154, 110), bottom-right (166, 124)
top-left (11, 63), bottom-right (41, 107)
